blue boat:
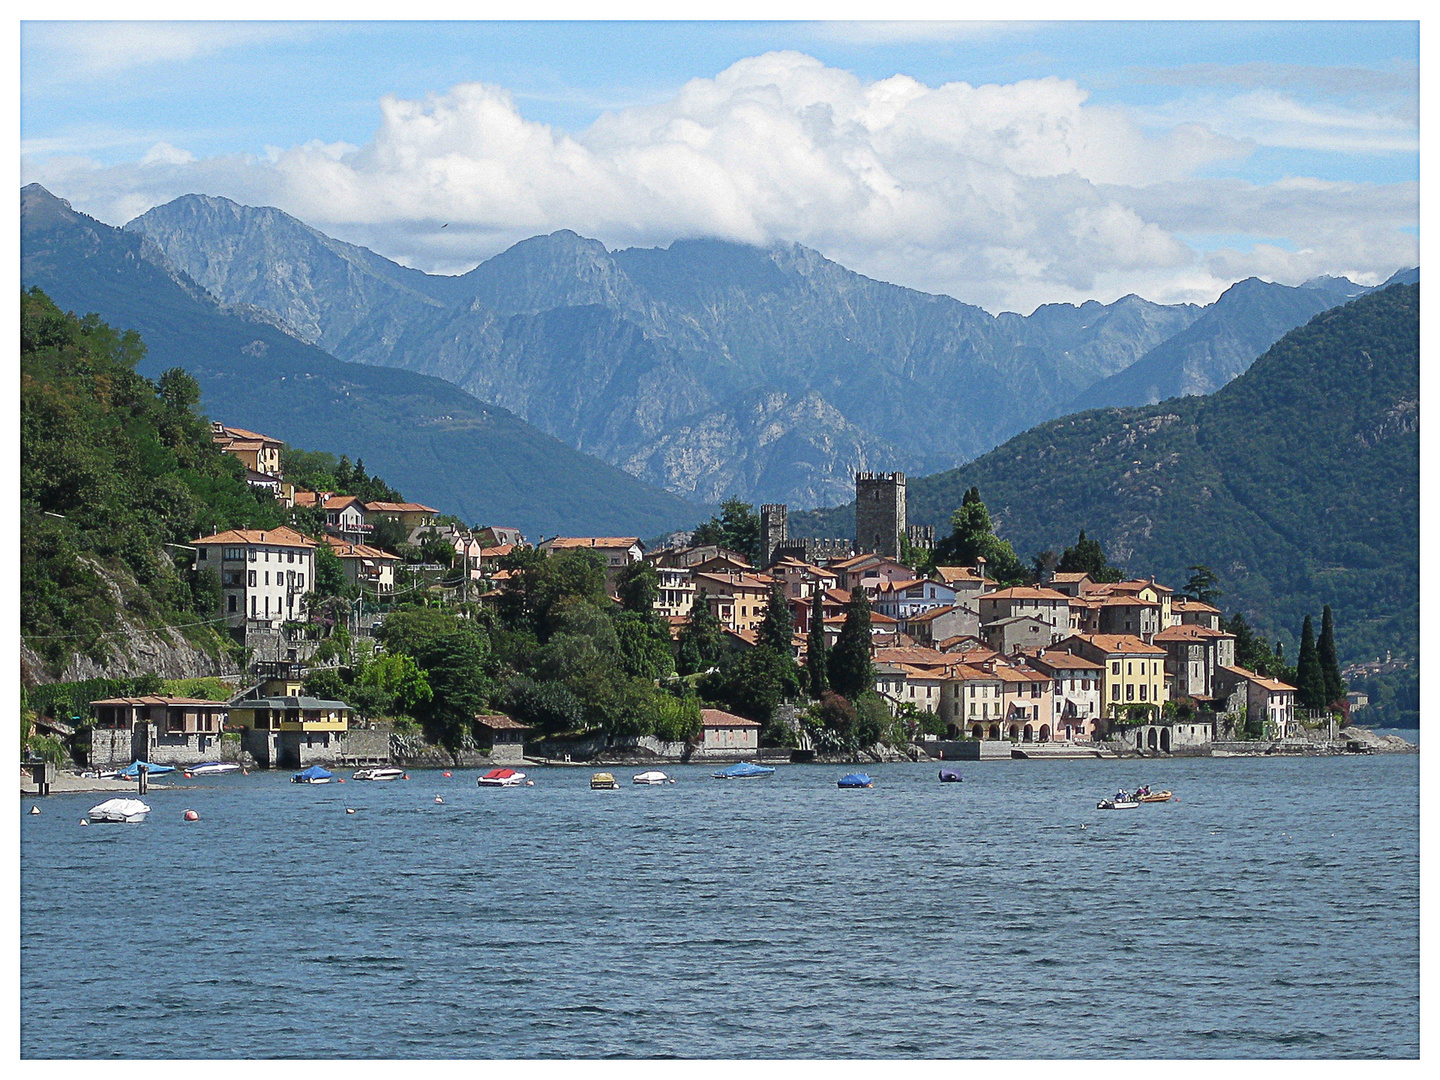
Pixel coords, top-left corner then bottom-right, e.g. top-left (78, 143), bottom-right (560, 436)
top-left (292, 765), bottom-right (334, 784)
top-left (712, 761), bottom-right (775, 779)
top-left (939, 768), bottom-right (963, 783)
top-left (837, 772), bottom-right (873, 788)
top-left (115, 761), bottom-right (175, 779)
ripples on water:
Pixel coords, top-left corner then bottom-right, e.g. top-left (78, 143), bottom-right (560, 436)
top-left (21, 755), bottom-right (1418, 1058)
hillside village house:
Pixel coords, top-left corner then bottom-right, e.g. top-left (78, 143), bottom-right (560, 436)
top-left (540, 536), bottom-right (644, 590)
top-left (193, 526), bottom-right (316, 629)
top-left (653, 564), bottom-right (697, 618)
top-left (473, 714), bottom-right (529, 765)
top-left (1059, 633), bottom-right (1169, 720)
top-left (938, 663), bottom-right (1006, 739)
top-left (770, 556), bottom-right (839, 599)
top-left (230, 694), bottom-right (356, 769)
top-left (903, 604), bottom-right (978, 646)
top-left (695, 570), bottom-right (775, 633)
top-left (212, 423), bottom-right (282, 480)
top-left (872, 578), bottom-right (958, 620)
top-left (322, 535), bottom-right (398, 595)
top-left (1154, 623), bottom-right (1237, 701)
top-left (1026, 649), bottom-right (1104, 741)
top-left (1171, 598), bottom-right (1224, 630)
top-left (364, 500), bottom-right (438, 536)
top-left (475, 526), bottom-right (524, 548)
top-left (977, 587), bottom-right (1072, 638)
top-left (982, 614), bottom-right (1060, 655)
top-left (1218, 666), bottom-right (1298, 738)
top-left (295, 492), bottom-right (371, 540)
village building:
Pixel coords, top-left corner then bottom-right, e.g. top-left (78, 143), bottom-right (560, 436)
top-left (694, 570), bottom-right (775, 633)
top-left (1025, 649), bottom-right (1105, 741)
top-left (825, 553), bottom-right (914, 596)
top-left (474, 526), bottom-right (525, 548)
top-left (790, 588), bottom-right (850, 637)
top-left (473, 714), bottom-right (529, 765)
top-left (938, 662), bottom-right (1006, 739)
top-left (1154, 623), bottom-right (1237, 701)
top-left (86, 695), bottom-right (232, 768)
top-left (769, 556), bottom-right (840, 600)
top-left (981, 614), bottom-right (1060, 655)
top-left (872, 577), bottom-right (958, 621)
top-left (653, 564), bottom-right (697, 619)
top-left (364, 500), bottom-right (439, 535)
top-left (541, 536), bottom-right (645, 590)
top-left (1058, 633), bottom-right (1169, 720)
top-left (294, 491), bottom-right (371, 541)
top-left (229, 694), bottom-right (359, 769)
top-left (903, 604), bottom-right (978, 646)
top-left (212, 423), bottom-right (283, 480)
top-left (1217, 666), bottom-right (1298, 738)
top-left (321, 535), bottom-right (399, 595)
top-left (978, 586), bottom-right (1072, 637)
top-left (1095, 595), bottom-right (1163, 642)
top-left (1040, 571), bottom-right (1093, 597)
top-left (1170, 598), bottom-right (1224, 630)
top-left (698, 708), bottom-right (761, 754)
top-left (993, 664), bottom-right (1054, 742)
top-left (192, 526), bottom-right (316, 630)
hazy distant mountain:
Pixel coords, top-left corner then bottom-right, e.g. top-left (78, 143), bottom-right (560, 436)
top-left (1068, 275), bottom-right (1373, 409)
top-left (21, 184), bottom-right (704, 539)
top-left (128, 196), bottom-right (1203, 507)
top-left (794, 282), bottom-right (1419, 665)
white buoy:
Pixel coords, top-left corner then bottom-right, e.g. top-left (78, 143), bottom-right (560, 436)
top-left (29, 806), bottom-right (40, 815)
top-left (435, 796), bottom-right (444, 804)
top-left (80, 819), bottom-right (88, 826)
top-left (345, 808), bottom-right (357, 814)
top-left (526, 780), bottom-right (535, 786)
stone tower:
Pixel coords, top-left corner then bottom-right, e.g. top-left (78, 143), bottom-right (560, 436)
top-left (759, 504), bottom-right (788, 568)
top-left (855, 472), bottom-right (907, 558)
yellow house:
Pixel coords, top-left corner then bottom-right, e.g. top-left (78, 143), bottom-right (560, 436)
top-left (230, 695), bottom-right (352, 732)
top-left (212, 423), bottom-right (283, 478)
top-left (1057, 633), bottom-right (1169, 719)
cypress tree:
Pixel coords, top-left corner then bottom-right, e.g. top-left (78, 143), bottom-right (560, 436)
top-left (756, 583), bottom-right (793, 654)
top-left (1295, 615), bottom-right (1328, 710)
top-left (676, 588), bottom-right (724, 676)
top-left (1318, 604), bottom-right (1346, 706)
top-left (828, 589), bottom-right (874, 700)
top-left (806, 588), bottom-right (829, 699)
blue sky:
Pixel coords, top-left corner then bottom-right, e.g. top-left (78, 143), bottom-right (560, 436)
top-left (20, 18), bottom-right (1420, 312)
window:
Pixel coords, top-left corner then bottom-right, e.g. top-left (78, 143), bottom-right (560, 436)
top-left (1112, 684), bottom-right (1120, 700)
top-left (264, 571), bottom-right (270, 586)
top-left (248, 570), bottom-right (256, 587)
top-left (298, 575), bottom-right (304, 589)
top-left (1111, 662), bottom-right (1120, 675)
top-left (250, 595), bottom-right (257, 616)
top-left (227, 595), bottom-right (236, 613)
top-left (249, 549), bottom-right (257, 562)
top-left (1126, 683), bottom-right (1135, 701)
top-left (288, 551), bottom-right (295, 563)
top-left (1140, 684), bottom-right (1147, 701)
top-left (1127, 662), bottom-right (1133, 675)
top-left (223, 547), bottom-right (244, 561)
top-left (197, 548), bottom-right (207, 561)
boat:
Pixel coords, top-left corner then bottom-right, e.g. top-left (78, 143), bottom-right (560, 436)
top-left (1097, 798), bottom-right (1140, 810)
top-left (187, 762), bottom-right (240, 776)
top-left (352, 766), bottom-right (406, 781)
top-left (87, 798), bottom-right (151, 823)
top-left (939, 768), bottom-right (963, 783)
top-left (712, 761), bottom-right (775, 779)
top-left (632, 770), bottom-right (672, 785)
top-left (590, 772), bottom-right (620, 790)
top-left (292, 765), bottom-right (334, 784)
top-left (837, 772), bottom-right (873, 788)
top-left (1138, 790), bottom-right (1174, 803)
top-left (477, 768), bottom-right (527, 788)
top-left (115, 761), bottom-right (176, 779)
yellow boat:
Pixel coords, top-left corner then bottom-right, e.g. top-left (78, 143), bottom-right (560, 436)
top-left (590, 772), bottom-right (620, 790)
top-left (1138, 790), bottom-right (1174, 802)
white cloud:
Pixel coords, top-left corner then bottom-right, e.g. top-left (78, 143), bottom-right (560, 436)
top-left (24, 50), bottom-right (1418, 313)
top-left (24, 22), bottom-right (305, 82)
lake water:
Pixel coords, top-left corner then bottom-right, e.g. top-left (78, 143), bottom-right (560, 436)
top-left (21, 754), bottom-right (1419, 1058)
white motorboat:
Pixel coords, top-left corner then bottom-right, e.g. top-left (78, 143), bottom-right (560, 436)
top-left (87, 798), bottom-right (152, 823)
top-left (632, 770), bottom-right (672, 785)
top-left (187, 762), bottom-right (240, 776)
top-left (477, 768), bottom-right (526, 788)
top-left (1097, 798), bottom-right (1140, 810)
top-left (352, 766), bottom-right (406, 781)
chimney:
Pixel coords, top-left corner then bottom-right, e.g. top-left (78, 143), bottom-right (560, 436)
top-left (976, 556), bottom-right (987, 580)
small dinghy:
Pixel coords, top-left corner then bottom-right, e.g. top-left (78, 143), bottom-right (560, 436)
top-left (187, 762), bottom-right (240, 776)
top-left (477, 768), bottom-right (526, 788)
top-left (837, 772), bottom-right (873, 788)
top-left (590, 772), bottom-right (620, 790)
top-left (292, 765), bottom-right (334, 784)
top-left (713, 761), bottom-right (776, 779)
top-left (352, 766), bottom-right (405, 781)
top-left (87, 798), bottom-right (151, 823)
top-left (1138, 789), bottom-right (1174, 803)
top-left (939, 768), bottom-right (963, 783)
top-left (116, 761), bottom-right (175, 779)
top-left (632, 770), bottom-right (672, 785)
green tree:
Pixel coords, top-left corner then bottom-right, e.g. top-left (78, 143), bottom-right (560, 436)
top-left (676, 589), bottom-right (725, 676)
top-left (691, 498), bottom-right (761, 564)
top-left (755, 584), bottom-right (793, 654)
top-left (931, 487), bottom-right (1026, 585)
top-left (498, 548), bottom-right (608, 641)
top-left (1183, 565), bottom-right (1222, 605)
top-left (1056, 529), bottom-right (1124, 583)
top-left (699, 646), bottom-right (802, 725)
top-left (313, 544), bottom-right (352, 598)
top-left (359, 653), bottom-right (433, 716)
top-left (616, 559), bottom-right (659, 613)
top-left (410, 626), bottom-right (492, 748)
top-left (805, 589), bottom-right (830, 699)
top-left (370, 515), bottom-right (408, 555)
top-left (1295, 614), bottom-right (1328, 710)
top-left (1318, 604), bottom-right (1346, 706)
top-left (612, 610), bottom-right (676, 681)
top-left (828, 589), bottom-right (874, 699)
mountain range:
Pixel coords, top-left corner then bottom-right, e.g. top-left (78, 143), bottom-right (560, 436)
top-left (124, 193), bottom-right (1397, 508)
top-left (794, 282), bottom-right (1419, 665)
top-left (20, 184), bottom-right (704, 540)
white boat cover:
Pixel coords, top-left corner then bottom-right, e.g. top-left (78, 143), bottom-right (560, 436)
top-left (88, 798), bottom-right (151, 821)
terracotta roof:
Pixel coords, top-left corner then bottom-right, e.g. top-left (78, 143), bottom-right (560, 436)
top-left (1220, 665), bottom-right (1297, 693)
top-left (1100, 595), bottom-right (1158, 608)
top-left (193, 525), bottom-right (316, 549)
top-left (1172, 599), bottom-right (1222, 614)
top-left (933, 566), bottom-right (985, 584)
top-left (905, 605), bottom-right (958, 623)
top-left (1061, 632), bottom-right (1167, 656)
top-left (90, 695), bottom-right (228, 707)
top-left (1153, 624), bottom-right (1230, 642)
top-left (542, 536), bottom-right (641, 549)
top-left (473, 714), bottom-right (529, 731)
top-left (215, 425), bottom-right (280, 443)
top-left (695, 572), bottom-right (774, 591)
top-left (365, 501), bottom-right (438, 514)
top-left (700, 707), bottom-right (761, 728)
top-left (322, 536), bottom-right (397, 561)
top-left (873, 646), bottom-right (951, 668)
top-left (1029, 651), bottom-right (1104, 671)
top-left (479, 544), bottom-right (515, 558)
top-left (1049, 572), bottom-right (1091, 583)
top-left (980, 586), bottom-right (1072, 602)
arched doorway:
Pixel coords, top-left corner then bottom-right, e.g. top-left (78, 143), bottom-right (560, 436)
top-left (972, 724), bottom-right (984, 740)
top-left (989, 724), bottom-right (1001, 739)
top-left (1160, 727), bottom-right (1171, 752)
top-left (1008, 724), bottom-right (1019, 740)
top-left (1039, 724), bottom-right (1051, 742)
top-left (1147, 728), bottom-right (1159, 750)
top-left (1022, 725), bottom-right (1034, 742)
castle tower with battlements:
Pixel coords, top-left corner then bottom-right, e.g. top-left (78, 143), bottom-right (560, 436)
top-left (855, 472), bottom-right (907, 558)
top-left (759, 504), bottom-right (788, 568)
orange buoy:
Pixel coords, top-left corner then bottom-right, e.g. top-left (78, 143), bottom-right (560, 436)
top-left (402, 774), bottom-right (410, 780)
top-left (183, 809), bottom-right (199, 822)
top-left (184, 772), bottom-right (193, 779)
top-left (337, 778), bottom-right (346, 783)
top-left (442, 771), bottom-right (452, 778)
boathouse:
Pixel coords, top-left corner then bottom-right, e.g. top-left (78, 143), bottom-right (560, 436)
top-left (474, 714), bottom-right (529, 765)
